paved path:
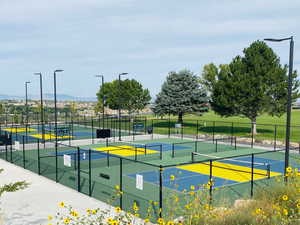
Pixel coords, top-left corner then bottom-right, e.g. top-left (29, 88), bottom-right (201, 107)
top-left (0, 159), bottom-right (111, 225)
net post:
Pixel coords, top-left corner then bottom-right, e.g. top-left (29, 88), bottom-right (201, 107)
top-left (234, 136), bottom-right (237, 150)
top-left (251, 153), bottom-right (254, 197)
top-left (195, 141), bottom-right (198, 153)
top-left (144, 144), bottom-right (147, 155)
top-left (77, 147), bottom-right (80, 192)
top-left (274, 125), bottom-right (277, 150)
top-left (267, 164), bottom-right (271, 179)
top-left (191, 152), bottom-right (194, 162)
top-left (181, 123), bottom-right (183, 139)
top-left (89, 148), bottom-right (92, 196)
top-left (209, 160), bottom-right (213, 204)
top-left (159, 165), bottom-right (163, 219)
top-left (107, 150), bottom-right (110, 167)
top-left (172, 143), bottom-right (175, 158)
top-left (37, 139), bottom-right (41, 175)
top-left (119, 158), bottom-right (123, 209)
top-left (22, 135), bottom-right (25, 168)
top-left (106, 138), bottom-right (108, 147)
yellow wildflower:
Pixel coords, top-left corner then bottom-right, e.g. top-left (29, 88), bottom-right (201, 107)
top-left (111, 220), bottom-right (119, 225)
top-left (59, 202), bottom-right (65, 208)
top-left (255, 208), bottom-right (262, 214)
top-left (167, 221), bottom-right (175, 225)
top-left (297, 202), bottom-right (300, 209)
top-left (170, 175), bottom-right (175, 181)
top-left (286, 167), bottom-right (292, 173)
top-left (282, 208), bottom-right (288, 216)
top-left (48, 215), bottom-right (53, 221)
top-left (70, 211), bottom-right (79, 217)
top-left (282, 195), bottom-right (288, 201)
top-left (144, 218), bottom-right (150, 223)
top-left (115, 185), bottom-right (120, 190)
top-left (115, 207), bottom-right (121, 213)
top-left (86, 208), bottom-right (91, 215)
top-left (107, 218), bottom-right (113, 223)
top-left (157, 218), bottom-right (164, 223)
top-left (190, 185), bottom-right (195, 190)
top-left (63, 217), bottom-right (71, 224)
top-left (92, 209), bottom-right (97, 214)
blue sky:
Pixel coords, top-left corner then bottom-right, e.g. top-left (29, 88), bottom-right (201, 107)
top-left (0, 0), bottom-right (299, 99)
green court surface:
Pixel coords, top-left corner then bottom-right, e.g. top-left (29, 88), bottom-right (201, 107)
top-left (0, 137), bottom-right (299, 219)
top-left (0, 123), bottom-right (136, 143)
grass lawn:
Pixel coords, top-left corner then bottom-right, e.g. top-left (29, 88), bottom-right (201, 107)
top-left (145, 110), bottom-right (300, 143)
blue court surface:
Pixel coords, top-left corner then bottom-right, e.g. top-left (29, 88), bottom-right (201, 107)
top-left (126, 156), bottom-right (297, 191)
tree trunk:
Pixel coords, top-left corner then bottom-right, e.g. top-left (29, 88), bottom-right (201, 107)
top-left (251, 118), bottom-right (257, 135)
top-left (177, 112), bottom-right (183, 123)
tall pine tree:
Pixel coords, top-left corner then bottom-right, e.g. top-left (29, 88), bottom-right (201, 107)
top-left (153, 70), bottom-right (209, 123)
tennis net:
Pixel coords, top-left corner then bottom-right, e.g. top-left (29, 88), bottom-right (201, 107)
top-left (191, 152), bottom-right (271, 178)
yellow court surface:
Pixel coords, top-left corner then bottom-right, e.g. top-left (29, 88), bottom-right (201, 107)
top-left (94, 145), bottom-right (158, 157)
top-left (177, 161), bottom-right (281, 182)
top-left (3, 128), bottom-right (37, 133)
top-left (30, 134), bottom-right (72, 140)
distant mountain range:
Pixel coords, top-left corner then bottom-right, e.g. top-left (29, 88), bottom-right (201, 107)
top-left (0, 93), bottom-right (97, 102)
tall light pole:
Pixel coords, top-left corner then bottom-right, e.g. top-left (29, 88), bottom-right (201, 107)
top-left (54, 69), bottom-right (64, 182)
top-left (95, 75), bottom-right (105, 129)
top-left (118, 73), bottom-right (128, 141)
top-left (264, 36), bottom-right (294, 176)
top-left (34, 72), bottom-right (45, 143)
top-left (25, 81), bottom-right (31, 139)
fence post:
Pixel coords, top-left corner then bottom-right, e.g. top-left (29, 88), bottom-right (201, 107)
top-left (212, 121), bottom-right (215, 143)
top-left (5, 141), bottom-right (8, 161)
top-left (22, 136), bottom-right (25, 168)
top-left (251, 122), bottom-right (254, 148)
top-left (209, 160), bottom-right (213, 204)
top-left (77, 147), bottom-right (81, 192)
top-left (159, 166), bottom-right (163, 219)
top-left (89, 149), bottom-right (92, 196)
top-left (274, 125), bottom-right (277, 150)
top-left (91, 119), bottom-right (94, 144)
top-left (168, 119), bottom-right (171, 138)
top-left (55, 142), bottom-right (58, 182)
top-left (151, 120), bottom-right (154, 140)
top-left (196, 120), bottom-right (199, 140)
top-left (251, 154), bottom-right (254, 197)
top-left (120, 158), bottom-right (123, 209)
top-left (38, 139), bottom-right (41, 175)
top-left (144, 118), bottom-right (147, 135)
top-left (10, 132), bottom-right (12, 162)
top-left (172, 144), bottom-right (175, 158)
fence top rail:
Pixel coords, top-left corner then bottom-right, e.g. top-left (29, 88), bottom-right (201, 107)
top-left (149, 118), bottom-right (300, 127)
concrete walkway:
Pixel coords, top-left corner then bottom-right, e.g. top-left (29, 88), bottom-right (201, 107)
top-left (0, 159), bottom-right (111, 225)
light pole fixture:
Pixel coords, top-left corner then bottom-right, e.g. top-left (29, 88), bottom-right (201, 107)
top-left (95, 75), bottom-right (105, 129)
top-left (34, 72), bottom-right (45, 143)
top-left (118, 73), bottom-right (128, 141)
top-left (54, 69), bottom-right (64, 183)
top-left (264, 36), bottom-right (294, 177)
top-left (25, 81), bottom-right (31, 139)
